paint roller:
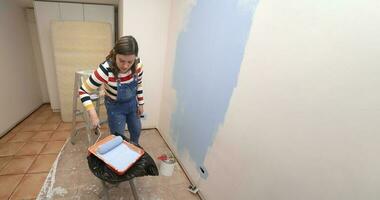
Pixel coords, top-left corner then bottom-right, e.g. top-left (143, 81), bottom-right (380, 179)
top-left (97, 136), bottom-right (123, 154)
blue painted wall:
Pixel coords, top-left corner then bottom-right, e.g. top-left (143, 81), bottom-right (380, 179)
top-left (171, 0), bottom-right (259, 174)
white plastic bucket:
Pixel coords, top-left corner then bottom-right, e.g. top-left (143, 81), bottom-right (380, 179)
top-left (159, 159), bottom-right (175, 176)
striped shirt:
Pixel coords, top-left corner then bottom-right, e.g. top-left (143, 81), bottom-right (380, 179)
top-left (79, 60), bottom-right (144, 110)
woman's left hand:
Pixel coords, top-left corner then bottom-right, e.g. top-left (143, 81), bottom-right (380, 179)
top-left (137, 105), bottom-right (144, 117)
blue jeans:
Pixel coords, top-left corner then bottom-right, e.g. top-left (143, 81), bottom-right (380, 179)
top-left (105, 77), bottom-right (141, 144)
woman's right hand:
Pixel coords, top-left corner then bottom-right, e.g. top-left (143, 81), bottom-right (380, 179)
top-left (88, 109), bottom-right (100, 129)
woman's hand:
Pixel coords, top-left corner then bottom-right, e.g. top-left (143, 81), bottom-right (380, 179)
top-left (137, 105), bottom-right (144, 117)
top-left (88, 109), bottom-right (100, 129)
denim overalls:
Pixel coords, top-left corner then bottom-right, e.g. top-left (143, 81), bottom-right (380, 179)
top-left (105, 74), bottom-right (141, 144)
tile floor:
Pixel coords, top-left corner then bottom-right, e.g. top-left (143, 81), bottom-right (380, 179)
top-left (0, 104), bottom-right (201, 200)
top-left (0, 104), bottom-right (69, 199)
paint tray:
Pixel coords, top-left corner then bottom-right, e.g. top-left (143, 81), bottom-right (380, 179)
top-left (88, 135), bottom-right (144, 175)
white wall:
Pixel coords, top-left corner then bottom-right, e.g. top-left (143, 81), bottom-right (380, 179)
top-left (34, 1), bottom-right (115, 111)
top-left (120, 0), bottom-right (171, 128)
top-left (26, 9), bottom-right (49, 103)
top-left (84, 4), bottom-right (115, 43)
top-left (34, 1), bottom-right (61, 111)
top-left (118, 0), bottom-right (124, 37)
top-left (159, 0), bottom-right (380, 199)
top-left (0, 1), bottom-right (43, 136)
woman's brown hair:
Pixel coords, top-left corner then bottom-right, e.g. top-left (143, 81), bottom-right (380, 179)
top-left (106, 35), bottom-right (139, 78)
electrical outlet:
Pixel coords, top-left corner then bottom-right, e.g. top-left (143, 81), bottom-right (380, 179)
top-left (198, 165), bottom-right (208, 179)
top-left (140, 113), bottom-right (147, 120)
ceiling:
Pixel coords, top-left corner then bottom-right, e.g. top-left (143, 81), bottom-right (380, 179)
top-left (15, 0), bottom-right (119, 8)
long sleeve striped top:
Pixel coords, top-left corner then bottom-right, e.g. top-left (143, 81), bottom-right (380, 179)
top-left (79, 60), bottom-right (144, 110)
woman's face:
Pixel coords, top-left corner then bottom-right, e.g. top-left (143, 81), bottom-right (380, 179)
top-left (116, 54), bottom-right (136, 73)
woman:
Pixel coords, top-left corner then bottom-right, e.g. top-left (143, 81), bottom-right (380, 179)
top-left (79, 35), bottom-right (144, 144)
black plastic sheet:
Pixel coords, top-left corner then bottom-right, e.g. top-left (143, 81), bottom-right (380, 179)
top-left (87, 133), bottom-right (159, 184)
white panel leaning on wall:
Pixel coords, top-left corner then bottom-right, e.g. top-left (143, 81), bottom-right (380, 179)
top-left (34, 1), bottom-right (115, 112)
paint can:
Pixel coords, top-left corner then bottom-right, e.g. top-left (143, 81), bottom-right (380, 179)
top-left (159, 158), bottom-right (175, 176)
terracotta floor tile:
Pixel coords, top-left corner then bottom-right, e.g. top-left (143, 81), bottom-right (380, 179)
top-left (15, 142), bottom-right (46, 156)
top-left (42, 110), bottom-right (54, 116)
top-left (18, 118), bottom-right (34, 127)
top-left (0, 156), bottom-right (36, 175)
top-left (8, 132), bottom-right (36, 143)
top-left (0, 156), bottom-right (12, 171)
top-left (40, 104), bottom-right (51, 110)
top-left (40, 141), bottom-right (65, 154)
top-left (39, 113), bottom-right (54, 120)
top-left (39, 122), bottom-right (60, 131)
top-left (10, 173), bottom-right (47, 199)
top-left (28, 110), bottom-right (45, 119)
top-left (57, 122), bottom-right (72, 131)
top-left (52, 112), bottom-right (61, 117)
top-left (20, 124), bottom-right (43, 132)
top-left (28, 154), bottom-right (57, 173)
top-left (27, 111), bottom-right (40, 118)
top-left (46, 116), bottom-right (61, 124)
top-left (50, 131), bottom-right (71, 141)
top-left (0, 132), bottom-right (16, 143)
top-left (30, 131), bottom-right (53, 142)
top-left (31, 116), bottom-right (50, 124)
top-left (0, 174), bottom-right (24, 199)
top-left (0, 142), bottom-right (25, 157)
top-left (40, 109), bottom-right (53, 115)
top-left (9, 124), bottom-right (26, 134)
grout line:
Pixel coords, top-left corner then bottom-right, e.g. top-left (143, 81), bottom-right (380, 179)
top-left (7, 172), bottom-right (27, 199)
top-left (0, 154), bottom-right (16, 172)
top-left (0, 157), bottom-right (12, 172)
top-left (25, 152), bottom-right (42, 175)
top-left (9, 172), bottom-right (51, 199)
top-left (26, 171), bottom-right (51, 175)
